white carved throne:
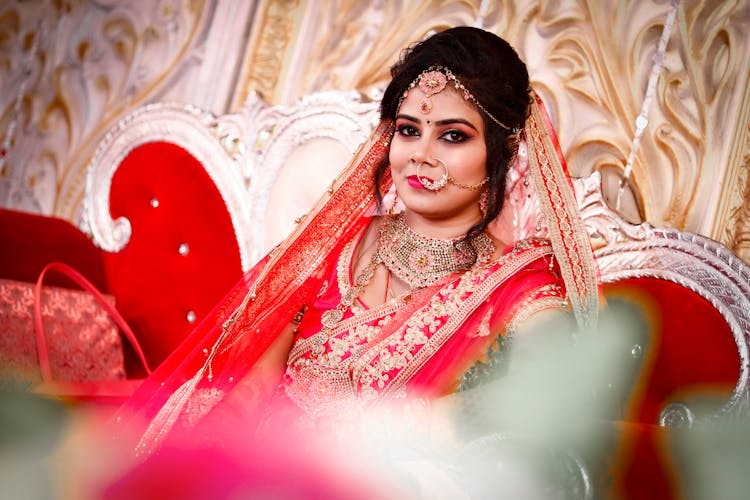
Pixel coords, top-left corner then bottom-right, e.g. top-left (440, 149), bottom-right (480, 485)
top-left (83, 90), bottom-right (750, 425)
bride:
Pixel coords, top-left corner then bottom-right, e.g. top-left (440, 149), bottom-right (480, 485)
top-left (114, 26), bottom-right (599, 466)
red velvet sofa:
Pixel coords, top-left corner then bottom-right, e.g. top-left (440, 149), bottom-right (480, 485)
top-left (0, 140), bottom-right (243, 374)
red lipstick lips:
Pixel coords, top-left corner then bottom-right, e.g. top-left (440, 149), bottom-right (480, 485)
top-left (407, 175), bottom-right (429, 189)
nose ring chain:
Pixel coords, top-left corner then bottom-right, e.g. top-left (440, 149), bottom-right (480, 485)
top-left (413, 156), bottom-right (489, 191)
top-left (448, 175), bottom-right (488, 190)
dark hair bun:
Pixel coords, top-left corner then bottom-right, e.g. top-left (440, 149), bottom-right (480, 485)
top-left (381, 26), bottom-right (530, 133)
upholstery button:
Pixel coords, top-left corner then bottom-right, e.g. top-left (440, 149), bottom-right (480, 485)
top-left (179, 243), bottom-right (190, 256)
top-left (150, 197), bottom-right (159, 208)
top-left (630, 344), bottom-right (643, 359)
top-left (187, 310), bottom-right (196, 323)
top-left (659, 402), bottom-right (694, 428)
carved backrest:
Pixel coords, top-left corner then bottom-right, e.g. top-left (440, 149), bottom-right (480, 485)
top-left (82, 91), bottom-right (380, 365)
top-left (82, 104), bottom-right (248, 366)
top-left (237, 90), bottom-right (381, 262)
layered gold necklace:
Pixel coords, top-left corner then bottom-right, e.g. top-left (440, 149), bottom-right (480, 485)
top-left (318, 214), bottom-right (494, 332)
top-left (377, 213), bottom-right (494, 289)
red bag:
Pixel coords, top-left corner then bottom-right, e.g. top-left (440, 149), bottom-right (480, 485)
top-left (0, 262), bottom-right (151, 402)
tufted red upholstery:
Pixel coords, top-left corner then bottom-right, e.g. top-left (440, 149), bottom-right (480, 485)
top-left (604, 278), bottom-right (739, 424)
top-left (0, 142), bottom-right (243, 386)
top-left (603, 278), bottom-right (740, 499)
top-left (104, 141), bottom-right (243, 368)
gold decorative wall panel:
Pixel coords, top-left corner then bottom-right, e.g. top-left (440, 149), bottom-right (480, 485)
top-left (2, 0), bottom-right (749, 263)
top-left (0, 0), bottom-right (213, 220)
top-left (232, 0), bottom-right (305, 107)
top-left (722, 114), bottom-right (750, 262)
top-left (235, 0), bottom-right (750, 248)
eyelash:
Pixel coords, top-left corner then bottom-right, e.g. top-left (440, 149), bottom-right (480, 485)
top-left (395, 125), bottom-right (469, 143)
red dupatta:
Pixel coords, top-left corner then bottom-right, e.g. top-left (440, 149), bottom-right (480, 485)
top-left (113, 93), bottom-right (599, 457)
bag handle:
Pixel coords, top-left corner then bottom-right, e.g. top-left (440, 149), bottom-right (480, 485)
top-left (33, 262), bottom-right (152, 382)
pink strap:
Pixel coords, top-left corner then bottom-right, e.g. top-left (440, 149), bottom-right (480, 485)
top-left (33, 262), bottom-right (152, 382)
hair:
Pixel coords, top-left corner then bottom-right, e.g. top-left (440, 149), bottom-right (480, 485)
top-left (374, 26), bottom-right (531, 261)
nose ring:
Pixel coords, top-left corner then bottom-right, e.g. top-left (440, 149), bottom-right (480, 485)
top-left (416, 158), bottom-right (449, 191)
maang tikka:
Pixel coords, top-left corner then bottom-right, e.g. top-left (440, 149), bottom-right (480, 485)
top-left (397, 65), bottom-right (514, 132)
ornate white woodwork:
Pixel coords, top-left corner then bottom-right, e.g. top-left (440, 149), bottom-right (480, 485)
top-left (81, 102), bottom-right (255, 271)
top-left (82, 89), bottom-right (381, 270)
top-left (0, 0), bottom-right (255, 220)
top-left (238, 90), bottom-right (380, 262)
top-left (2, 0), bottom-right (750, 266)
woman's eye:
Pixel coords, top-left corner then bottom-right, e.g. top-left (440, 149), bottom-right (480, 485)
top-left (396, 125), bottom-right (419, 137)
top-left (441, 130), bottom-right (468, 143)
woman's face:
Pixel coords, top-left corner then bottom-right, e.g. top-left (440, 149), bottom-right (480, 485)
top-left (389, 85), bottom-right (488, 238)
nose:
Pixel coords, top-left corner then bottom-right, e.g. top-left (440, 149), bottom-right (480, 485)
top-left (409, 138), bottom-right (437, 168)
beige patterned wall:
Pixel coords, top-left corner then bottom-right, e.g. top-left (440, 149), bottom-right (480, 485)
top-left (721, 113), bottom-right (750, 260)
top-left (232, 0), bottom-right (750, 261)
top-left (0, 0), bottom-right (255, 221)
top-left (2, 0), bottom-right (749, 263)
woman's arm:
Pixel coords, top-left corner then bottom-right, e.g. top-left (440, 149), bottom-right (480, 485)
top-left (418, 308), bottom-right (576, 443)
top-left (222, 321), bottom-right (296, 415)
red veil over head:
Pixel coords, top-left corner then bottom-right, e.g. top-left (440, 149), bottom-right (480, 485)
top-left (113, 92), bottom-right (599, 457)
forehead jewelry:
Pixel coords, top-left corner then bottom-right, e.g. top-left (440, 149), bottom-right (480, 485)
top-left (415, 69), bottom-right (447, 114)
top-left (398, 65), bottom-right (514, 132)
top-left (416, 158), bottom-right (449, 191)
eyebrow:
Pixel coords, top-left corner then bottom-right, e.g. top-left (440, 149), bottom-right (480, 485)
top-left (396, 113), bottom-right (479, 132)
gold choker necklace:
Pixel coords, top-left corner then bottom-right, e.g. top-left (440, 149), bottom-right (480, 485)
top-left (377, 213), bottom-right (494, 289)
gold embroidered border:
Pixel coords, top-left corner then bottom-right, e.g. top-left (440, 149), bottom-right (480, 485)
top-left (221, 122), bottom-right (394, 355)
top-left (354, 242), bottom-right (554, 401)
top-left (525, 94), bottom-right (599, 329)
top-left (287, 295), bottom-right (405, 365)
top-left (504, 286), bottom-right (569, 337)
top-left (136, 123), bottom-right (395, 457)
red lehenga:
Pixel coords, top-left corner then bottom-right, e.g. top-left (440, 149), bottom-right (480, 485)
top-left (112, 93), bottom-right (599, 461)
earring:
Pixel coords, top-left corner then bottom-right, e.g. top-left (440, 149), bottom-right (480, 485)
top-left (479, 189), bottom-right (489, 217)
top-left (389, 189), bottom-right (400, 215)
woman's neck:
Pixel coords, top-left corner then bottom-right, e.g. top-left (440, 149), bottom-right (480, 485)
top-left (401, 210), bottom-right (482, 240)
